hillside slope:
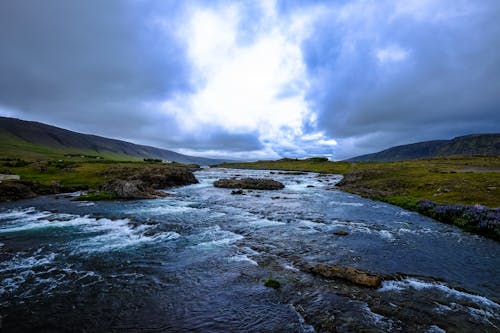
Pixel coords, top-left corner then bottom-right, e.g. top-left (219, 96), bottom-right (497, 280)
top-left (0, 116), bottom-right (226, 165)
top-left (347, 134), bottom-right (500, 162)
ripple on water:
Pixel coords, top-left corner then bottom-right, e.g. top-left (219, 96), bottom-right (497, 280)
top-left (0, 249), bottom-right (101, 305)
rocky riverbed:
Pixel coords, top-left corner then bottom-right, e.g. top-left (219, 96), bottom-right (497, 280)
top-left (1, 168), bottom-right (499, 332)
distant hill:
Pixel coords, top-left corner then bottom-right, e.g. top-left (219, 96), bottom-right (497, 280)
top-left (346, 134), bottom-right (500, 162)
top-left (0, 116), bottom-right (228, 165)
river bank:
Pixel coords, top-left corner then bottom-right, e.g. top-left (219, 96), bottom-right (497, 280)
top-left (0, 160), bottom-right (199, 201)
top-left (218, 155), bottom-right (500, 240)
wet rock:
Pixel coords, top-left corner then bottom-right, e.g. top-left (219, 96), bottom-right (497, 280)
top-left (100, 179), bottom-right (155, 199)
top-left (231, 189), bottom-right (245, 195)
top-left (333, 230), bottom-right (349, 236)
top-left (0, 180), bottom-right (37, 201)
top-left (309, 264), bottom-right (383, 288)
top-left (214, 178), bottom-right (285, 190)
top-left (278, 171), bottom-right (307, 175)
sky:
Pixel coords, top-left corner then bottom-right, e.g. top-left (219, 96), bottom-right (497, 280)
top-left (1, 0), bottom-right (499, 160)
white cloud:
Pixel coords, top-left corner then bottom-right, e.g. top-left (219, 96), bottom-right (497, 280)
top-left (375, 45), bottom-right (409, 64)
top-left (158, 2), bottom-right (329, 158)
top-left (318, 139), bottom-right (338, 146)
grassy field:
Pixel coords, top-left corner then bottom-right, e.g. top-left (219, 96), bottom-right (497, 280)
top-left (0, 159), bottom-right (196, 191)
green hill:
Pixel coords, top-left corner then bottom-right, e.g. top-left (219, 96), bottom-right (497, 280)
top-left (0, 116), bottom-right (227, 165)
top-left (347, 134), bottom-right (500, 162)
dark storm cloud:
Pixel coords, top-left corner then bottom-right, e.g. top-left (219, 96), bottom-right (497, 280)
top-left (2, 0), bottom-right (499, 160)
top-left (0, 0), bottom-right (192, 144)
top-left (299, 0), bottom-right (500, 159)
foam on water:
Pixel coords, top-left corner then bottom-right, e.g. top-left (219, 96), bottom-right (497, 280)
top-left (227, 254), bottom-right (258, 266)
top-left (0, 250), bottom-right (57, 274)
top-left (360, 303), bottom-right (394, 329)
top-left (332, 202), bottom-right (365, 207)
top-left (426, 325), bottom-right (446, 333)
top-left (327, 220), bottom-right (395, 241)
top-left (378, 229), bottom-right (395, 241)
top-left (282, 263), bottom-right (300, 272)
top-left (77, 202), bottom-right (95, 207)
top-left (289, 304), bottom-right (316, 333)
top-left (0, 208), bottom-right (181, 253)
top-left (379, 278), bottom-right (500, 310)
top-left (0, 214), bottom-right (98, 233)
top-left (1, 250), bottom-right (62, 301)
top-left (193, 225), bottom-right (244, 249)
top-left (69, 218), bottom-right (180, 253)
top-left (0, 207), bottom-right (53, 225)
top-left (132, 204), bottom-right (198, 215)
top-left (248, 218), bottom-right (286, 228)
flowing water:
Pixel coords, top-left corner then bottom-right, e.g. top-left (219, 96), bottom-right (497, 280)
top-left (0, 168), bottom-right (499, 332)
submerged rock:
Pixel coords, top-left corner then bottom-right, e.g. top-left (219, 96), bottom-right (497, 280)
top-left (231, 189), bottom-right (245, 195)
top-left (333, 230), bottom-right (349, 236)
top-left (214, 178), bottom-right (285, 190)
top-left (309, 264), bottom-right (383, 288)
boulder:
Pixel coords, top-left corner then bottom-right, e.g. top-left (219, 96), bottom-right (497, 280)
top-left (214, 178), bottom-right (285, 190)
top-left (309, 264), bottom-right (383, 288)
top-left (100, 179), bottom-right (156, 199)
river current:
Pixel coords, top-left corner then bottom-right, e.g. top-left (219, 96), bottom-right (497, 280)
top-left (0, 168), bottom-right (499, 332)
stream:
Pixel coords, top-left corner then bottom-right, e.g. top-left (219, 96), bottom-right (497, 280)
top-left (1, 168), bottom-right (499, 332)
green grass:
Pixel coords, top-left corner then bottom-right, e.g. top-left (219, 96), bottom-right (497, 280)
top-left (0, 132), bottom-right (141, 162)
top-left (1, 160), bottom-right (194, 192)
top-left (264, 279), bottom-right (281, 289)
top-left (220, 157), bottom-right (352, 174)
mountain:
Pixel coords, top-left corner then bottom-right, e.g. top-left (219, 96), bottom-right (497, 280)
top-left (0, 116), bottom-right (228, 165)
top-left (346, 134), bottom-right (500, 162)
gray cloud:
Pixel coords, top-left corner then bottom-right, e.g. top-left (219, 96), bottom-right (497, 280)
top-left (0, 0), bottom-right (193, 145)
top-left (301, 0), bottom-right (500, 158)
top-left (1, 0), bottom-right (499, 160)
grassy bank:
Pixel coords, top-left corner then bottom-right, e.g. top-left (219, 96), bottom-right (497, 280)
top-left (0, 157), bottom-right (199, 200)
top-left (219, 156), bottom-right (500, 240)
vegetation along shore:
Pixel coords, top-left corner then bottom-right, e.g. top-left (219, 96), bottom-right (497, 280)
top-left (0, 157), bottom-right (199, 202)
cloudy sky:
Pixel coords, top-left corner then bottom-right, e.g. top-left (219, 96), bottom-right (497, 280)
top-left (1, 0), bottom-right (499, 160)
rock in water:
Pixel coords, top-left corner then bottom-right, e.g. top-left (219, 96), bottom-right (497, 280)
top-left (309, 264), bottom-right (383, 288)
top-left (333, 230), bottom-right (349, 236)
top-left (214, 178), bottom-right (285, 190)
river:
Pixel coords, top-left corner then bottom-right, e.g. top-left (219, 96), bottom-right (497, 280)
top-left (1, 168), bottom-right (499, 332)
